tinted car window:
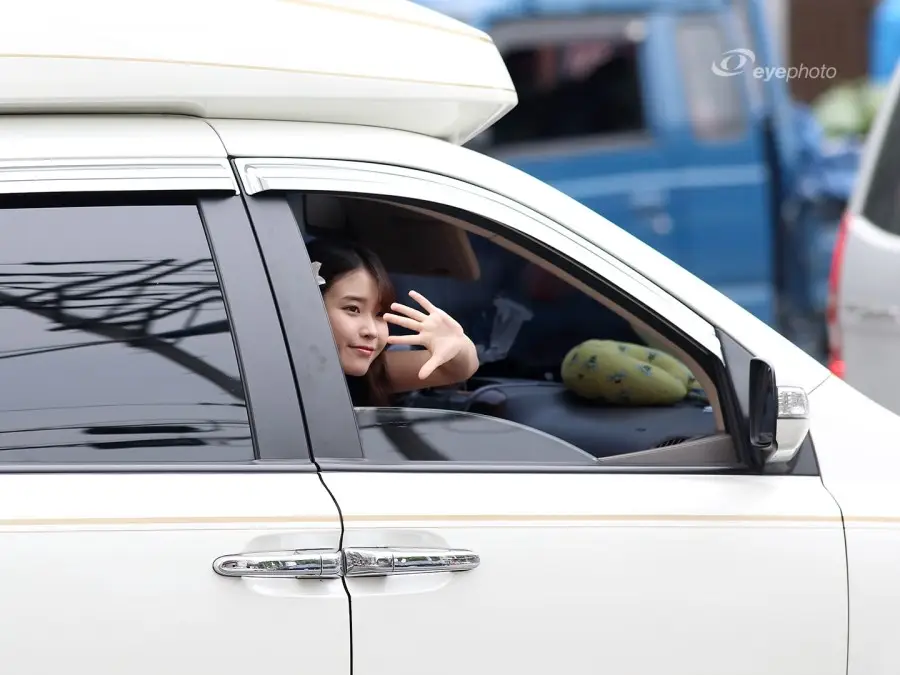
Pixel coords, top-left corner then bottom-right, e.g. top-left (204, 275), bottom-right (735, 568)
top-left (862, 103), bottom-right (900, 235)
top-left (0, 202), bottom-right (253, 463)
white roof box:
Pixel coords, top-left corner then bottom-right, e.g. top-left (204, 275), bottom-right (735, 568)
top-left (0, 0), bottom-right (517, 145)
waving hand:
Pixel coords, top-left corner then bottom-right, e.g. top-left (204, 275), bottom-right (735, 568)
top-left (383, 290), bottom-right (467, 380)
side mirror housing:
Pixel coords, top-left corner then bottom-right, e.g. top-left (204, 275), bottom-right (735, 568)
top-left (747, 358), bottom-right (811, 465)
top-left (749, 358), bottom-right (777, 449)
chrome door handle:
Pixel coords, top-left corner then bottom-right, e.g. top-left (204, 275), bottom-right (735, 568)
top-left (213, 547), bottom-right (479, 579)
top-left (212, 549), bottom-right (343, 579)
top-left (343, 547), bottom-right (480, 577)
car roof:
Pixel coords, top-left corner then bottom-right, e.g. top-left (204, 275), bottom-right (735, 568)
top-left (0, 0), bottom-right (517, 145)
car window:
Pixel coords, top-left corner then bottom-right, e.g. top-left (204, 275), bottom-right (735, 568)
top-left (675, 14), bottom-right (748, 139)
top-left (470, 15), bottom-right (648, 150)
top-left (390, 232), bottom-right (645, 379)
top-left (290, 193), bottom-right (726, 467)
top-left (0, 201), bottom-right (254, 463)
top-left (386, 231), bottom-right (717, 463)
top-left (861, 101), bottom-right (900, 235)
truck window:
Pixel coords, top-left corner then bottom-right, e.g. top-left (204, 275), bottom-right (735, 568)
top-left (675, 14), bottom-right (748, 140)
top-left (473, 15), bottom-right (648, 150)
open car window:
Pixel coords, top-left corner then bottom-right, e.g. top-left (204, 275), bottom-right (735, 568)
top-left (390, 231), bottom-right (646, 380)
top-left (285, 189), bottom-right (735, 469)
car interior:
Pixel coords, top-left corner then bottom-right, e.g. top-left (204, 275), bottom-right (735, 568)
top-left (288, 192), bottom-right (738, 467)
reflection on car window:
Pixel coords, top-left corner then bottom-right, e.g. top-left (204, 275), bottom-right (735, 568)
top-left (355, 407), bottom-right (597, 464)
top-left (0, 203), bottom-right (253, 463)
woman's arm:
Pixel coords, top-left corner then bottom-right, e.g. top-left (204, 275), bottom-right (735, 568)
top-left (382, 290), bottom-right (480, 393)
top-left (384, 335), bottom-right (479, 393)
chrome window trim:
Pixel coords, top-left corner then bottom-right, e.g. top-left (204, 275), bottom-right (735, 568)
top-left (0, 157), bottom-right (239, 194)
top-left (234, 157), bottom-right (723, 360)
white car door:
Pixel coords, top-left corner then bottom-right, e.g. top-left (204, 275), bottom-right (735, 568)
top-left (0, 177), bottom-right (348, 673)
top-left (236, 159), bottom-right (848, 675)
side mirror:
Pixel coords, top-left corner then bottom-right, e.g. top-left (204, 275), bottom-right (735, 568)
top-left (747, 358), bottom-right (812, 465)
top-left (748, 358), bottom-right (777, 450)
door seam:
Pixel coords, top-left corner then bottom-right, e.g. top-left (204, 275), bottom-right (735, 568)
top-left (822, 478), bottom-right (850, 675)
top-left (317, 469), bottom-right (353, 675)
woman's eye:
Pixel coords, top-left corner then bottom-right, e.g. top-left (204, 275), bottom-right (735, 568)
top-left (344, 305), bottom-right (360, 314)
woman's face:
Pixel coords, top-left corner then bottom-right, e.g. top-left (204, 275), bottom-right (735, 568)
top-left (322, 268), bottom-right (389, 376)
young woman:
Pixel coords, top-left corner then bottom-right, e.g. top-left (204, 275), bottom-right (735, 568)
top-left (307, 238), bottom-right (479, 406)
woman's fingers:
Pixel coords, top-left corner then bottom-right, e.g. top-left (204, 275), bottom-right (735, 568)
top-left (408, 290), bottom-right (437, 313)
top-left (407, 291), bottom-right (463, 331)
top-left (389, 302), bottom-right (428, 323)
top-left (417, 353), bottom-right (443, 380)
top-left (386, 333), bottom-right (422, 346)
top-left (383, 312), bottom-right (421, 332)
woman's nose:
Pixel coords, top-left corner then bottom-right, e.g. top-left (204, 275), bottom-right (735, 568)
top-left (359, 316), bottom-right (377, 338)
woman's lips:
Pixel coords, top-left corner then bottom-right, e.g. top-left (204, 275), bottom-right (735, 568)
top-left (352, 345), bottom-right (374, 356)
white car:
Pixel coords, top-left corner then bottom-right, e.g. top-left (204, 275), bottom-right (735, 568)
top-left (0, 1), bottom-right (896, 675)
top-left (827, 61), bottom-right (900, 414)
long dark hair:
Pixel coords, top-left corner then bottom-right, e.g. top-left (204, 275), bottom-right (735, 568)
top-left (307, 238), bottom-right (397, 407)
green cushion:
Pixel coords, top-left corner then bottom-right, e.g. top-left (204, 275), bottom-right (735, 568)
top-left (561, 340), bottom-right (702, 406)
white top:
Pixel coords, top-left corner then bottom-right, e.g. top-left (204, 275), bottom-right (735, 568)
top-left (0, 0), bottom-right (517, 145)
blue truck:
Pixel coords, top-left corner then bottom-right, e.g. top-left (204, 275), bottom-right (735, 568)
top-left (418, 0), bottom-right (853, 357)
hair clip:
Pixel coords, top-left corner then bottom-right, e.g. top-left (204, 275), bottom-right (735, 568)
top-left (311, 261), bottom-right (326, 286)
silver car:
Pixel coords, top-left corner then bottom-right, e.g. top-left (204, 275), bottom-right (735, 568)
top-left (827, 61), bottom-right (900, 412)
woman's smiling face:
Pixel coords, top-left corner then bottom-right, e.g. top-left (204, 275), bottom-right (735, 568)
top-left (322, 267), bottom-right (389, 376)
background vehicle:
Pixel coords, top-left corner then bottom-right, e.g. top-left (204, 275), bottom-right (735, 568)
top-left (871, 0), bottom-right (900, 85)
top-left (828, 60), bottom-right (900, 411)
top-left (415, 0), bottom-right (832, 342)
